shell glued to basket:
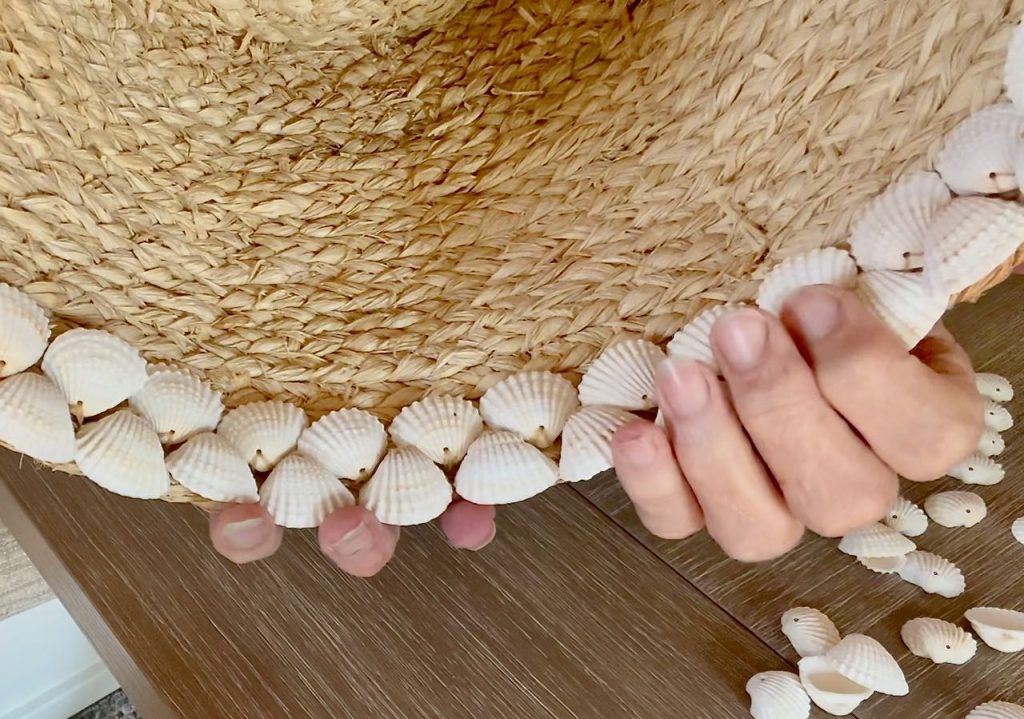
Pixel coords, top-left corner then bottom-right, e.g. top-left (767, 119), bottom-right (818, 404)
top-left (2, 1), bottom-right (1024, 534)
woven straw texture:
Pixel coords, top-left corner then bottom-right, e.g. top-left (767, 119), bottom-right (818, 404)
top-left (0, 0), bottom-right (1018, 423)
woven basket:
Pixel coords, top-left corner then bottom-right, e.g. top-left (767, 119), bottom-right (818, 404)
top-left (0, 0), bottom-right (1020, 510)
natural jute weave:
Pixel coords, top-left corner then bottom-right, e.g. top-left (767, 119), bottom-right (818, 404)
top-left (0, 1), bottom-right (1018, 435)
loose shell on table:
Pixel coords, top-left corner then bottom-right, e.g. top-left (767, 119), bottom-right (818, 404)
top-left (781, 607), bottom-right (841, 659)
top-left (218, 400), bottom-right (307, 472)
top-left (128, 365), bottom-right (223, 445)
top-left (745, 671), bottom-right (811, 719)
top-left (1007, 20), bottom-right (1024, 107)
top-left (42, 328), bottom-right (148, 419)
top-left (855, 270), bottom-right (948, 349)
top-left (1012, 517), bottom-right (1024, 546)
top-left (837, 522), bottom-right (916, 558)
top-left (924, 491), bottom-right (987, 528)
top-left (824, 633), bottom-right (908, 696)
top-left (166, 432), bottom-right (258, 504)
top-left (389, 395), bottom-right (483, 468)
top-left (900, 617), bottom-right (977, 665)
top-left (848, 171), bottom-right (951, 271)
top-left (948, 453), bottom-right (1005, 486)
top-left (897, 550), bottom-right (966, 598)
top-left (259, 452), bottom-right (354, 528)
top-left (455, 430), bottom-right (559, 505)
top-left (883, 497), bottom-right (929, 537)
top-left (976, 373), bottom-right (1014, 402)
top-left (967, 701), bottom-right (1024, 719)
top-left (797, 655), bottom-right (873, 717)
top-left (934, 103), bottom-right (1024, 195)
top-left (76, 410), bottom-right (169, 500)
top-left (0, 283), bottom-right (50, 378)
top-left (756, 248), bottom-right (858, 316)
top-left (359, 446), bottom-right (452, 526)
top-left (578, 339), bottom-right (664, 411)
top-left (559, 405), bottom-right (636, 483)
top-left (0, 373), bottom-right (76, 463)
top-left (964, 607), bottom-right (1024, 653)
top-left (298, 408), bottom-right (386, 481)
top-left (984, 400), bottom-right (1014, 432)
top-left (479, 371), bottom-right (579, 448)
top-left (666, 304), bottom-right (735, 374)
top-left (857, 555), bottom-right (907, 575)
top-left (978, 429), bottom-right (1006, 458)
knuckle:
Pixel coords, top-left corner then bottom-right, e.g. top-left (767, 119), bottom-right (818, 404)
top-left (811, 477), bottom-right (897, 537)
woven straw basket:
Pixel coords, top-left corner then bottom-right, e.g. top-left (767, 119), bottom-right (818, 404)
top-left (0, 0), bottom-right (1022, 512)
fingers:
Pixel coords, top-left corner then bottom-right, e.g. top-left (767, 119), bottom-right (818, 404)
top-left (318, 506), bottom-right (400, 578)
top-left (209, 503), bottom-right (284, 564)
top-left (438, 501), bottom-right (496, 551)
top-left (612, 420), bottom-right (704, 540)
top-left (783, 287), bottom-right (984, 481)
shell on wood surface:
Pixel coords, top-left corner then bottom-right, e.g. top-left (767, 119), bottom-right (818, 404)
top-left (855, 270), bottom-right (948, 349)
top-left (259, 452), bottom-right (355, 528)
top-left (934, 104), bottom-right (1024, 195)
top-left (857, 555), bottom-right (907, 575)
top-left (983, 400), bottom-right (1014, 432)
top-left (967, 701), bottom-right (1024, 719)
top-left (666, 304), bottom-right (736, 375)
top-left (797, 655), bottom-right (873, 717)
top-left (977, 429), bottom-right (1006, 457)
top-left (947, 453), bottom-right (1005, 486)
top-left (1013, 517), bottom-right (1024, 546)
top-left (900, 617), bottom-right (977, 665)
top-left (756, 248), bottom-right (858, 316)
top-left (1007, 20), bottom-right (1024, 108)
top-left (745, 671), bottom-right (811, 719)
top-left (455, 430), bottom-right (559, 505)
top-left (824, 633), bottom-right (908, 696)
top-left (897, 551), bottom-right (966, 598)
top-left (128, 365), bottom-right (223, 445)
top-left (165, 432), bottom-right (258, 504)
top-left (837, 522), bottom-right (916, 558)
top-left (218, 401), bottom-right (307, 472)
top-left (298, 408), bottom-right (387, 481)
top-left (479, 371), bottom-right (579, 448)
top-left (558, 405), bottom-right (636, 483)
top-left (0, 373), bottom-right (76, 463)
top-left (0, 283), bottom-right (50, 378)
top-left (389, 395), bottom-right (483, 468)
top-left (964, 607), bottom-right (1024, 653)
top-left (75, 410), bottom-right (169, 499)
top-left (781, 607), bottom-right (841, 659)
top-left (976, 373), bottom-right (1014, 402)
top-left (41, 329), bottom-right (148, 419)
top-left (578, 339), bottom-right (664, 411)
top-left (924, 491), bottom-right (987, 528)
top-left (359, 446), bottom-right (452, 526)
top-left (883, 497), bottom-right (929, 537)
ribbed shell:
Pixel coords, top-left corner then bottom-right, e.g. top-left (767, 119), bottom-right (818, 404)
top-left (745, 671), bottom-right (811, 719)
top-left (1013, 517), bottom-right (1024, 546)
top-left (218, 401), bottom-right (307, 472)
top-left (978, 429), bottom-right (1006, 457)
top-left (129, 365), bottom-right (223, 444)
top-left (838, 522), bottom-right (916, 558)
top-left (897, 551), bottom-right (965, 598)
top-left (578, 339), bottom-right (664, 411)
top-left (900, 618), bottom-right (977, 665)
top-left (976, 373), bottom-right (1014, 402)
top-left (781, 607), bottom-right (841, 658)
top-left (935, 104), bottom-right (1024, 195)
top-left (824, 633), bottom-right (909, 696)
top-left (298, 408), bottom-right (387, 481)
top-left (856, 270), bottom-right (948, 349)
top-left (455, 430), bottom-right (559, 505)
top-left (0, 283), bottom-right (50, 377)
top-left (259, 452), bottom-right (355, 528)
top-left (858, 554), bottom-right (907, 575)
top-left (964, 607), bottom-right (1024, 653)
top-left (984, 400), bottom-right (1014, 432)
top-left (0, 373), bottom-right (76, 463)
top-left (389, 395), bottom-right (483, 468)
top-left (479, 371), bottom-right (579, 448)
top-left (883, 497), bottom-right (929, 537)
top-left (924, 491), bottom-right (987, 528)
top-left (948, 453), bottom-right (1005, 486)
top-left (967, 702), bottom-right (1024, 719)
top-left (165, 432), bottom-right (258, 503)
top-left (797, 656), bottom-right (873, 717)
top-left (756, 248), bottom-right (858, 315)
top-left (1007, 21), bottom-right (1024, 107)
top-left (666, 304), bottom-right (735, 374)
top-left (359, 446), bottom-right (452, 526)
top-left (75, 410), bottom-right (169, 499)
top-left (559, 405), bottom-right (636, 483)
top-left (42, 329), bottom-right (148, 418)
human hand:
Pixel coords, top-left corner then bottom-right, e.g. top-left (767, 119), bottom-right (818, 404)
top-left (612, 286), bottom-right (984, 562)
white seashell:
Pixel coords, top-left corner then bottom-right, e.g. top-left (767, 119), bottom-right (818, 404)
top-left (857, 554), bottom-right (907, 575)
top-left (359, 446), bottom-right (452, 526)
top-left (797, 656), bottom-right (873, 717)
top-left (837, 522), bottom-right (916, 558)
top-left (0, 283), bottom-right (50, 377)
top-left (976, 372), bottom-right (1014, 402)
top-left (883, 497), bottom-right (929, 537)
top-left (947, 453), bottom-right (1005, 486)
top-left (217, 401), bottom-right (307, 472)
top-left (0, 373), bottom-right (76, 463)
top-left (984, 400), bottom-right (1014, 432)
top-left (967, 701), bottom-right (1024, 719)
top-left (75, 410), bottom-right (169, 499)
top-left (578, 339), bottom-right (664, 411)
top-left (41, 329), bottom-right (148, 419)
top-left (389, 395), bottom-right (483, 468)
top-left (900, 617), bottom-right (977, 665)
top-left (964, 607), bottom-right (1024, 653)
top-left (1007, 20), bottom-right (1024, 107)
top-left (824, 633), bottom-right (908, 696)
top-left (1013, 517), bottom-right (1024, 546)
top-left (259, 452), bottom-right (354, 528)
top-left (781, 607), bottom-right (841, 658)
top-left (978, 429), bottom-right (1006, 457)
top-left (855, 270), bottom-right (948, 349)
top-left (480, 371), bottom-right (579, 448)
top-left (924, 491), bottom-right (987, 528)
top-left (897, 551), bottom-right (966, 598)
top-left (745, 671), bottom-right (811, 719)
top-left (666, 304), bottom-right (735, 374)
top-left (923, 197), bottom-right (1024, 295)
top-left (935, 104), bottom-right (1024, 195)
top-left (559, 405), bottom-right (636, 483)
top-left (298, 408), bottom-right (387, 481)
top-left (848, 172), bottom-right (950, 271)
top-left (128, 365), bottom-right (223, 445)
top-left (756, 248), bottom-right (858, 316)
top-left (455, 430), bottom-right (559, 505)
top-left (165, 432), bottom-right (258, 503)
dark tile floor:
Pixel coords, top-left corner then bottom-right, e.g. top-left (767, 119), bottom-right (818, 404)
top-left (71, 691), bottom-right (139, 719)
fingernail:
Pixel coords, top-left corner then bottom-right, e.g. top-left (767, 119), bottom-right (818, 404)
top-left (714, 310), bottom-right (768, 371)
top-left (657, 359), bottom-right (709, 418)
top-left (223, 517), bottom-right (270, 550)
top-left (789, 287), bottom-right (842, 341)
top-left (614, 422), bottom-right (657, 467)
top-left (329, 520), bottom-right (374, 558)
top-left (464, 524), bottom-right (497, 552)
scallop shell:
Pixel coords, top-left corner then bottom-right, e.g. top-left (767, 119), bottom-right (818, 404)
top-left (797, 656), bottom-right (873, 717)
top-left (0, 283), bottom-right (50, 377)
top-left (855, 270), bottom-right (948, 349)
top-left (578, 339), bottom-right (664, 411)
top-left (0, 373), bottom-right (76, 463)
top-left (41, 329), bottom-right (148, 419)
top-left (857, 554), bottom-right (907, 575)
top-left (977, 429), bottom-right (1006, 458)
top-left (455, 430), bottom-right (559, 505)
top-left (883, 497), bottom-right (929, 537)
top-left (984, 400), bottom-right (1014, 432)
top-left (259, 452), bottom-right (355, 528)
top-left (781, 607), bottom-right (841, 658)
top-left (756, 248), bottom-right (858, 316)
top-left (359, 446), bottom-right (452, 526)
top-left (935, 104), bottom-right (1024, 195)
top-left (390, 395), bottom-right (483, 468)
top-left (848, 171), bottom-right (951, 271)
top-left (922, 197), bottom-right (1024, 295)
top-left (128, 365), bottom-right (223, 445)
top-left (967, 702), bottom-right (1024, 719)
top-left (897, 551), bottom-right (966, 598)
top-left (1007, 20), bottom-right (1024, 108)
top-left (948, 453), bottom-right (1005, 486)
top-left (559, 405), bottom-right (636, 483)
top-left (964, 607), bottom-right (1024, 653)
top-left (837, 522), bottom-right (916, 558)
top-left (666, 304), bottom-right (735, 374)
top-left (824, 633), bottom-right (908, 696)
top-left (924, 491), bottom-right (987, 528)
top-left (165, 432), bottom-right (258, 503)
top-left (218, 401), bottom-right (307, 472)
top-left (298, 408), bottom-right (387, 481)
top-left (1012, 517), bottom-right (1024, 546)
top-left (75, 410), bottom-right (169, 499)
top-left (976, 373), bottom-right (1014, 402)
top-left (745, 671), bottom-right (811, 719)
top-left (479, 371), bottom-right (579, 448)
top-left (900, 617), bottom-right (977, 665)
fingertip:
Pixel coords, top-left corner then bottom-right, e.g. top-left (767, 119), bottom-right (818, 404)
top-left (209, 503), bottom-right (283, 564)
top-left (438, 501), bottom-right (496, 551)
top-left (318, 505), bottom-right (400, 578)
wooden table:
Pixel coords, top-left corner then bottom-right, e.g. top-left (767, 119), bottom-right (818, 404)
top-left (2, 280), bottom-right (1023, 719)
